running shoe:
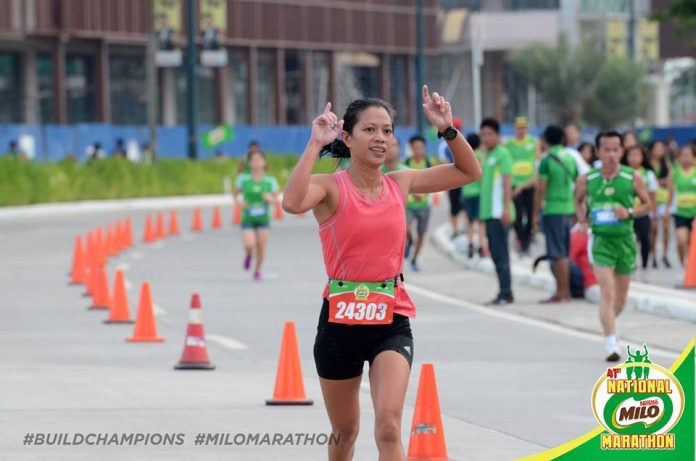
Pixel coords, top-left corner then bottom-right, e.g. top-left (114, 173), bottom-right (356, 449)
top-left (467, 243), bottom-right (474, 259)
top-left (405, 239), bottom-right (412, 259)
top-left (410, 259), bottom-right (420, 272)
top-left (244, 253), bottom-right (252, 271)
top-left (606, 350), bottom-right (621, 362)
top-left (254, 271), bottom-right (262, 282)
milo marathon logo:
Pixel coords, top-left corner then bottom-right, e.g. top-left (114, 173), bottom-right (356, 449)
top-left (354, 284), bottom-right (370, 300)
top-left (592, 345), bottom-right (685, 450)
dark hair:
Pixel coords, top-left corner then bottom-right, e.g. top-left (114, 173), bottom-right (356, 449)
top-left (465, 132), bottom-right (480, 150)
top-left (321, 98), bottom-right (395, 159)
top-left (595, 130), bottom-right (623, 149)
top-left (542, 125), bottom-right (565, 146)
top-left (409, 135), bottom-right (426, 145)
top-left (480, 117), bottom-right (500, 133)
top-left (621, 144), bottom-right (651, 171)
top-left (578, 142), bottom-right (596, 164)
top-left (647, 140), bottom-right (669, 179)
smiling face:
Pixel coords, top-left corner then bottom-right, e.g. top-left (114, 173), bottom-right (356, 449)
top-left (342, 106), bottom-right (393, 166)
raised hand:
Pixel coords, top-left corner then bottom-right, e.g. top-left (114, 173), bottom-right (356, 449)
top-left (310, 103), bottom-right (344, 146)
top-left (422, 85), bottom-right (453, 133)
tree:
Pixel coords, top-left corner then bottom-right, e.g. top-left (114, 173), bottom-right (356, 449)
top-left (652, 0), bottom-right (696, 46)
top-left (582, 58), bottom-right (649, 129)
top-left (510, 38), bottom-right (606, 125)
top-left (511, 40), bottom-right (648, 128)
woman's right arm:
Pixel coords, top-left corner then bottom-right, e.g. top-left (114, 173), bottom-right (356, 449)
top-left (282, 103), bottom-right (343, 214)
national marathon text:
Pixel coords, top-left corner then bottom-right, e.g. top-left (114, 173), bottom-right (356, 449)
top-left (23, 432), bottom-right (340, 447)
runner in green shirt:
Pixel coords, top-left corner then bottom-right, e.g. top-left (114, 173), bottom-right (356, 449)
top-left (534, 125), bottom-right (578, 303)
top-left (460, 133), bottom-right (487, 258)
top-left (648, 140), bottom-right (673, 268)
top-left (668, 144), bottom-right (696, 266)
top-left (574, 131), bottom-right (650, 362)
top-left (403, 135), bottom-right (432, 272)
top-left (507, 116), bottom-right (540, 255)
top-left (479, 118), bottom-right (515, 305)
top-left (233, 150), bottom-right (280, 281)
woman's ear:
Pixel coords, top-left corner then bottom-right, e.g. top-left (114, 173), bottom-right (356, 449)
top-left (342, 130), bottom-right (350, 150)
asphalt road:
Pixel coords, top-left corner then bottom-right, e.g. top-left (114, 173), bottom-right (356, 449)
top-left (0, 203), bottom-right (692, 460)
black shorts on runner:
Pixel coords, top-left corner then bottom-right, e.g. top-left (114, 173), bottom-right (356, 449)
top-left (313, 299), bottom-right (414, 380)
top-left (461, 196), bottom-right (480, 221)
top-left (674, 214), bottom-right (694, 231)
top-left (448, 188), bottom-right (462, 217)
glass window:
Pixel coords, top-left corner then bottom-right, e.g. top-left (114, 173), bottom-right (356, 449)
top-left (228, 48), bottom-right (248, 124)
top-left (0, 52), bottom-right (22, 123)
top-left (389, 55), bottom-right (409, 123)
top-left (285, 50), bottom-right (303, 125)
top-left (337, 52), bottom-right (380, 111)
top-left (176, 60), bottom-right (215, 125)
top-left (109, 54), bottom-right (147, 125)
top-left (66, 55), bottom-right (95, 123)
top-left (37, 54), bottom-right (54, 124)
top-left (256, 49), bottom-right (277, 125)
top-left (309, 52), bottom-right (330, 117)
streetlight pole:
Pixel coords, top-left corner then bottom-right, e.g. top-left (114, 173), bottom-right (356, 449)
top-left (185, 0), bottom-right (198, 159)
top-left (415, 0), bottom-right (425, 135)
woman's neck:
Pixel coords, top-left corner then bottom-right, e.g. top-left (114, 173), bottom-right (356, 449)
top-left (348, 160), bottom-right (382, 193)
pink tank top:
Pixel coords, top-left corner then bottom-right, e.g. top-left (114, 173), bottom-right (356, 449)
top-left (319, 170), bottom-right (416, 318)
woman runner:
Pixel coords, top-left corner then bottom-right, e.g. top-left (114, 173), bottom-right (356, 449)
top-left (282, 86), bottom-right (481, 460)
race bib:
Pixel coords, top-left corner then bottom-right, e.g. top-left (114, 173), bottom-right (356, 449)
top-left (656, 188), bottom-right (668, 203)
top-left (328, 279), bottom-right (395, 325)
top-left (513, 161), bottom-right (534, 176)
top-left (592, 207), bottom-right (620, 226)
top-left (677, 193), bottom-right (696, 208)
top-left (247, 204), bottom-right (267, 217)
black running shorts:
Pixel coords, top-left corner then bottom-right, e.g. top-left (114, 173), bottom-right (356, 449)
top-left (313, 299), bottom-right (414, 380)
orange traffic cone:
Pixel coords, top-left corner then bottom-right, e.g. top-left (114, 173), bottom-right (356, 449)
top-left (174, 293), bottom-right (215, 370)
top-left (212, 206), bottom-right (223, 229)
top-left (266, 322), bottom-right (313, 405)
top-left (106, 224), bottom-right (116, 256)
top-left (143, 215), bottom-right (154, 243)
top-left (274, 202), bottom-right (283, 221)
top-left (431, 192), bottom-right (441, 208)
top-left (169, 210), bottom-right (180, 236)
top-left (233, 203), bottom-right (242, 225)
top-left (155, 212), bottom-right (166, 239)
top-left (407, 363), bottom-right (449, 461)
top-left (89, 266), bottom-right (111, 310)
top-left (70, 235), bottom-right (86, 285)
top-left (192, 208), bottom-right (203, 232)
top-left (104, 270), bottom-right (134, 323)
top-left (126, 282), bottom-right (165, 342)
top-left (683, 218), bottom-right (696, 288)
top-left (126, 218), bottom-right (134, 247)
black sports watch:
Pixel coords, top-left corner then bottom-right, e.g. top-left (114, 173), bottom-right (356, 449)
top-left (437, 126), bottom-right (458, 141)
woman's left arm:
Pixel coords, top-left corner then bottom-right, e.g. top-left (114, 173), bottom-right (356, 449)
top-left (391, 85), bottom-right (482, 194)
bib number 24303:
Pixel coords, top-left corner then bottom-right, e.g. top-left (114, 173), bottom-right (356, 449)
top-left (328, 280), bottom-right (395, 325)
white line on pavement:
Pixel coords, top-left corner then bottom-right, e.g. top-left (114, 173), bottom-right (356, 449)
top-left (207, 334), bottom-right (249, 351)
top-left (406, 283), bottom-right (679, 360)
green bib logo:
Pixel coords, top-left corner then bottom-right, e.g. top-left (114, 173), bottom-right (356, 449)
top-left (592, 345), bottom-right (685, 450)
top-left (354, 284), bottom-right (370, 300)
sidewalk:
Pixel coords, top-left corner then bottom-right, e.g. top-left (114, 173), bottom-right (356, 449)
top-left (431, 223), bottom-right (696, 324)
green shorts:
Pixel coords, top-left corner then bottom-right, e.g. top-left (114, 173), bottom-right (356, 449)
top-left (589, 233), bottom-right (636, 275)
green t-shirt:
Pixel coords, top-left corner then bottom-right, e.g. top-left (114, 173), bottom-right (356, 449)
top-left (461, 150), bottom-right (485, 198)
top-left (586, 166), bottom-right (635, 236)
top-left (507, 135), bottom-right (537, 187)
top-left (235, 173), bottom-right (280, 225)
top-left (479, 144), bottom-right (515, 221)
top-left (404, 157), bottom-right (431, 210)
top-left (538, 145), bottom-right (578, 215)
top-left (673, 164), bottom-right (696, 218)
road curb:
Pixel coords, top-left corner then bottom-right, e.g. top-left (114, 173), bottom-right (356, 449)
top-left (431, 223), bottom-right (696, 323)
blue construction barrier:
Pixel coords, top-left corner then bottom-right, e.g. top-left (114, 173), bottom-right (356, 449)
top-left (1, 123), bottom-right (694, 162)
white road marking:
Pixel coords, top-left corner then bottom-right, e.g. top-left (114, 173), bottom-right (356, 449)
top-left (407, 283), bottom-right (679, 360)
top-left (207, 334), bottom-right (249, 351)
